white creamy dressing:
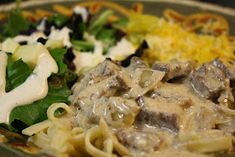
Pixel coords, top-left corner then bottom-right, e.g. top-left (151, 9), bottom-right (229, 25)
top-left (73, 35), bottom-right (135, 73)
top-left (1, 38), bottom-right (19, 53)
top-left (107, 38), bottom-right (135, 60)
top-left (73, 6), bottom-right (89, 22)
top-left (0, 52), bottom-right (7, 95)
top-left (37, 18), bottom-right (47, 32)
top-left (13, 32), bottom-right (47, 44)
top-left (73, 41), bottom-right (105, 73)
top-left (0, 44), bottom-right (58, 124)
top-left (49, 27), bottom-right (72, 47)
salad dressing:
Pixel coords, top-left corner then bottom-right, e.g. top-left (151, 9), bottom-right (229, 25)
top-left (49, 27), bottom-right (72, 47)
top-left (0, 47), bottom-right (58, 124)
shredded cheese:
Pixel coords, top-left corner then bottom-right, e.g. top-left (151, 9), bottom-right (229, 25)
top-left (127, 13), bottom-right (235, 64)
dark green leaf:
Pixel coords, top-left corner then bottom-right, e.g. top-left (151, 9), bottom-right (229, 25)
top-left (8, 48), bottom-right (77, 131)
top-left (88, 10), bottom-right (113, 35)
top-left (72, 40), bottom-right (94, 52)
top-left (50, 48), bottom-right (67, 74)
top-left (9, 77), bottom-right (70, 130)
top-left (69, 14), bottom-right (86, 40)
top-left (112, 18), bottom-right (128, 29)
top-left (3, 9), bottom-right (30, 37)
top-left (48, 14), bottom-right (69, 28)
top-left (6, 56), bottom-right (32, 92)
top-left (96, 28), bottom-right (116, 54)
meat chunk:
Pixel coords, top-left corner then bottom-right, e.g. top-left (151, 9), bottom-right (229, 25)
top-left (70, 59), bottom-right (131, 101)
top-left (74, 97), bottom-right (140, 129)
top-left (117, 128), bottom-right (161, 155)
top-left (135, 97), bottom-right (183, 132)
top-left (150, 82), bottom-right (193, 109)
top-left (73, 59), bottom-right (121, 92)
top-left (190, 60), bottom-right (227, 99)
top-left (212, 59), bottom-right (234, 80)
top-left (152, 60), bottom-right (195, 81)
top-left (72, 74), bottom-right (130, 100)
top-left (190, 60), bottom-right (234, 106)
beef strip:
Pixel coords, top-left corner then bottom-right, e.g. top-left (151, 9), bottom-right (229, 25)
top-left (116, 128), bottom-right (161, 155)
top-left (152, 60), bottom-right (195, 81)
top-left (81, 58), bottom-right (121, 85)
top-left (135, 97), bottom-right (183, 132)
top-left (74, 97), bottom-right (140, 128)
top-left (150, 82), bottom-right (193, 109)
top-left (212, 59), bottom-right (235, 80)
top-left (190, 60), bottom-right (234, 108)
top-left (70, 59), bottom-right (124, 101)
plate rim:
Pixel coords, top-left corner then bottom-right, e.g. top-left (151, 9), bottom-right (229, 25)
top-left (0, 0), bottom-right (235, 17)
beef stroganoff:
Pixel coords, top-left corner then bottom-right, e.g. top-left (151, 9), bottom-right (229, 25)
top-left (0, 1), bottom-right (234, 157)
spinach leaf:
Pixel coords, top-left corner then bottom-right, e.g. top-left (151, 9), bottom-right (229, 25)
top-left (8, 48), bottom-right (77, 131)
top-left (72, 40), bottom-right (94, 52)
top-left (88, 10), bottom-right (113, 36)
top-left (50, 48), bottom-right (67, 74)
top-left (96, 28), bottom-right (116, 54)
top-left (9, 77), bottom-right (70, 130)
top-left (69, 14), bottom-right (86, 40)
top-left (48, 14), bottom-right (69, 28)
top-left (6, 56), bottom-right (32, 92)
top-left (112, 18), bottom-right (128, 29)
top-left (3, 9), bottom-right (30, 37)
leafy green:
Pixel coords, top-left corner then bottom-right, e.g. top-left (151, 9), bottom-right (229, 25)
top-left (48, 14), bottom-right (69, 28)
top-left (72, 40), bottom-right (94, 52)
top-left (3, 9), bottom-right (30, 37)
top-left (50, 48), bottom-right (67, 74)
top-left (6, 55), bottom-right (32, 92)
top-left (96, 28), bottom-right (116, 54)
top-left (70, 15), bottom-right (86, 40)
top-left (9, 77), bottom-right (70, 130)
top-left (88, 10), bottom-right (113, 36)
top-left (112, 18), bottom-right (128, 29)
top-left (9, 48), bottom-right (77, 131)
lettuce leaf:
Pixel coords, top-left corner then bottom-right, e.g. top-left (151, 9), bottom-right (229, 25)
top-left (50, 48), bottom-right (67, 74)
top-left (72, 40), bottom-right (94, 52)
top-left (88, 10), bottom-right (113, 36)
top-left (9, 75), bottom-right (71, 131)
top-left (6, 56), bottom-right (32, 92)
top-left (8, 48), bottom-right (77, 131)
top-left (3, 9), bottom-right (30, 37)
top-left (48, 14), bottom-right (69, 28)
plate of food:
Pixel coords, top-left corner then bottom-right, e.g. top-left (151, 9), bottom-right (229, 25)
top-left (0, 0), bottom-right (235, 157)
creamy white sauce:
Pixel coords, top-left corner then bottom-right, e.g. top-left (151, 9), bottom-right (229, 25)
top-left (0, 52), bottom-right (7, 95)
top-left (73, 6), bottom-right (88, 22)
top-left (73, 41), bottom-right (104, 73)
top-left (73, 34), bottom-right (136, 73)
top-left (1, 38), bottom-right (19, 53)
top-left (0, 44), bottom-right (58, 124)
top-left (13, 32), bottom-right (46, 44)
top-left (107, 38), bottom-right (135, 60)
top-left (37, 18), bottom-right (47, 32)
top-left (49, 27), bottom-right (72, 47)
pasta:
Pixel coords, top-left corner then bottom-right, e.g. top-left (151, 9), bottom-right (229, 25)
top-left (22, 104), bottom-right (129, 157)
